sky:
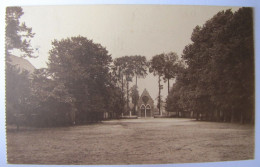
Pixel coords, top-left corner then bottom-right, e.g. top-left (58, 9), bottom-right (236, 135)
top-left (20, 5), bottom-right (240, 102)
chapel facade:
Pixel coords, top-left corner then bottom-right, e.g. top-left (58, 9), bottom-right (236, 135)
top-left (137, 89), bottom-right (155, 117)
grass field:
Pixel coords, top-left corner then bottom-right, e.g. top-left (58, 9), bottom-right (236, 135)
top-left (6, 118), bottom-right (254, 165)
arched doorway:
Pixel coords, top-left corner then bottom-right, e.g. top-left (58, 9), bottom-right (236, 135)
top-left (146, 105), bottom-right (151, 117)
top-left (141, 105), bottom-right (145, 117)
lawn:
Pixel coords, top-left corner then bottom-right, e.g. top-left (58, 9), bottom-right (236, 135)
top-left (6, 118), bottom-right (254, 165)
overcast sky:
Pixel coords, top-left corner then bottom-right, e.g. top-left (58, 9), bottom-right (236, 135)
top-left (20, 5), bottom-right (240, 102)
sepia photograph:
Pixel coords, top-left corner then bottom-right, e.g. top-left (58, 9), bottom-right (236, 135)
top-left (4, 3), bottom-right (255, 166)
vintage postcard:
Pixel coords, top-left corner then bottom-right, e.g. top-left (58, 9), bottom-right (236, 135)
top-left (4, 4), bottom-right (255, 166)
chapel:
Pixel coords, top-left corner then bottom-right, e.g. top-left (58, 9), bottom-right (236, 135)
top-left (137, 89), bottom-right (155, 117)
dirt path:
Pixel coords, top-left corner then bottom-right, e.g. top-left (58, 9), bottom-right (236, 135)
top-left (6, 118), bottom-right (254, 165)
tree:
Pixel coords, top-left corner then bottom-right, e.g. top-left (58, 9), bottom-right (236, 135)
top-left (166, 84), bottom-right (180, 116)
top-left (180, 9), bottom-right (236, 121)
top-left (149, 52), bottom-right (181, 116)
top-left (168, 7), bottom-right (254, 123)
top-left (5, 7), bottom-right (36, 129)
top-left (112, 58), bottom-right (126, 113)
top-left (130, 85), bottom-right (139, 115)
top-left (48, 36), bottom-right (113, 123)
top-left (131, 55), bottom-right (149, 86)
top-left (210, 7), bottom-right (254, 123)
top-left (112, 56), bottom-right (135, 116)
top-left (30, 68), bottom-right (76, 127)
top-left (104, 83), bottom-right (125, 118)
top-left (6, 64), bottom-right (31, 129)
top-left (5, 7), bottom-right (35, 58)
top-left (165, 62), bottom-right (186, 117)
top-left (112, 55), bottom-right (148, 116)
top-left (163, 52), bottom-right (180, 94)
top-left (149, 54), bottom-right (165, 115)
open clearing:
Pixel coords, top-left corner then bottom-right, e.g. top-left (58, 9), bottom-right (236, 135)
top-left (6, 118), bottom-right (254, 165)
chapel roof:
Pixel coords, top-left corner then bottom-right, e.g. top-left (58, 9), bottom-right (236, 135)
top-left (139, 88), bottom-right (154, 105)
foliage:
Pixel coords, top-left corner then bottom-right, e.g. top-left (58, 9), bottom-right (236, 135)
top-left (28, 69), bottom-right (76, 127)
top-left (48, 36), bottom-right (120, 123)
top-left (131, 55), bottom-right (149, 86)
top-left (163, 52), bottom-right (182, 94)
top-left (130, 85), bottom-right (139, 115)
top-left (5, 7), bottom-right (35, 58)
top-left (6, 64), bottom-right (31, 128)
top-left (112, 55), bottom-right (148, 115)
top-left (5, 7), bottom-right (35, 129)
top-left (149, 54), bottom-right (165, 76)
top-left (149, 54), bottom-right (165, 114)
top-left (166, 8), bottom-right (254, 123)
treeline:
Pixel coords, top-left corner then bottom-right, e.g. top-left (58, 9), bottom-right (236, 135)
top-left (6, 7), bottom-right (254, 128)
top-left (6, 36), bottom-right (124, 127)
top-left (166, 7), bottom-right (254, 123)
top-left (5, 7), bottom-right (181, 128)
top-left (5, 7), bottom-right (152, 127)
top-left (6, 7), bottom-right (125, 127)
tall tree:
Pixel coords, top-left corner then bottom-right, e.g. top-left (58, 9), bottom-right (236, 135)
top-left (5, 7), bottom-right (36, 129)
top-left (131, 55), bottom-right (148, 86)
top-left (163, 52), bottom-right (180, 94)
top-left (5, 7), bottom-right (35, 58)
top-left (130, 85), bottom-right (139, 115)
top-left (113, 56), bottom-right (135, 116)
top-left (211, 7), bottom-right (254, 123)
top-left (167, 8), bottom-right (254, 123)
top-left (112, 57), bottom-right (126, 114)
top-left (181, 9), bottom-right (235, 121)
top-left (48, 36), bottom-right (112, 122)
top-left (149, 54), bottom-right (165, 115)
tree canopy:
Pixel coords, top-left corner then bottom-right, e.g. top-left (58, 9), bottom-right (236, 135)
top-left (112, 55), bottom-right (148, 115)
top-left (149, 54), bottom-right (165, 115)
top-left (5, 7), bottom-right (36, 129)
top-left (47, 36), bottom-right (118, 122)
top-left (5, 7), bottom-right (35, 58)
top-left (166, 7), bottom-right (254, 123)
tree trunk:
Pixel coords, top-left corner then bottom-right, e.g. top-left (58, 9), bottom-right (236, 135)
top-left (211, 112), bottom-right (214, 121)
top-left (158, 75), bottom-right (161, 116)
top-left (133, 103), bottom-right (136, 115)
top-left (220, 110), bottom-right (224, 122)
top-left (240, 111), bottom-right (244, 124)
top-left (121, 75), bottom-right (124, 96)
top-left (168, 78), bottom-right (170, 94)
top-left (205, 112), bottom-right (208, 121)
top-left (127, 80), bottom-right (130, 116)
top-left (136, 75), bottom-right (138, 87)
top-left (231, 110), bottom-right (235, 123)
top-left (223, 111), bottom-right (227, 122)
top-left (216, 110), bottom-right (220, 122)
top-left (121, 75), bottom-right (124, 115)
top-left (135, 75), bottom-right (138, 116)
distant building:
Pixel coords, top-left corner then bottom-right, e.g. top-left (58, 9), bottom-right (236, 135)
top-left (7, 55), bottom-right (36, 74)
top-left (137, 89), bottom-right (155, 117)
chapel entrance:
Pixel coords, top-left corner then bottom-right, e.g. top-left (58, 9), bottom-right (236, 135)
top-left (138, 89), bottom-right (154, 118)
top-left (140, 104), bottom-right (151, 117)
top-left (146, 105), bottom-right (151, 117)
top-left (141, 105), bottom-right (146, 117)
